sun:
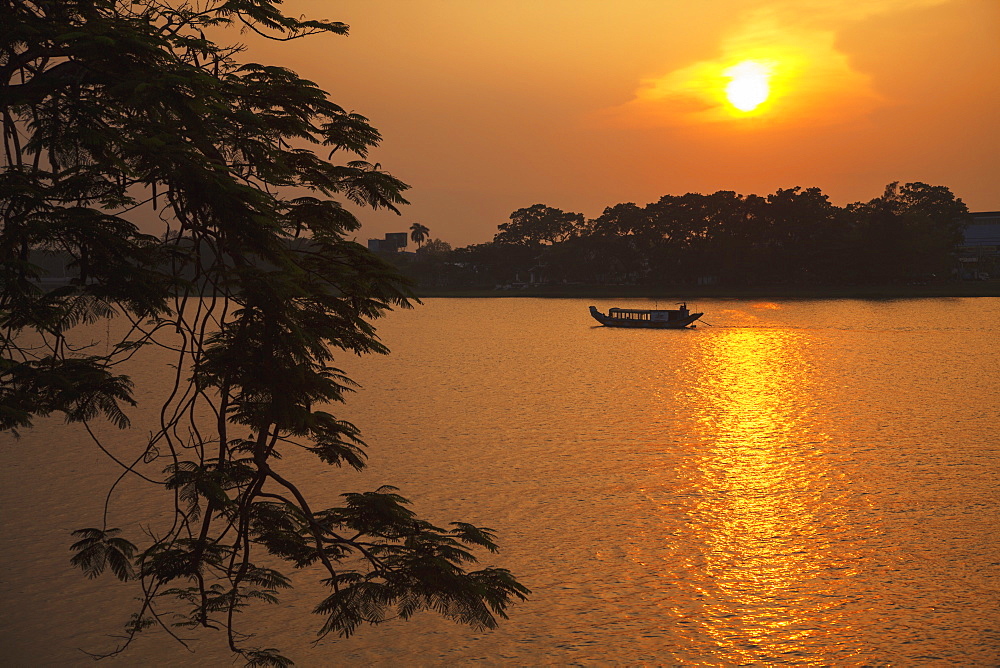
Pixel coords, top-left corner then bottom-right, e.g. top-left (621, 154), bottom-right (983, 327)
top-left (724, 61), bottom-right (772, 112)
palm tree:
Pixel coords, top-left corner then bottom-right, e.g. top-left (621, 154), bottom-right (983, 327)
top-left (410, 222), bottom-right (430, 248)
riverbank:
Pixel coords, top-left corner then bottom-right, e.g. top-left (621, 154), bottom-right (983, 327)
top-left (415, 279), bottom-right (1000, 299)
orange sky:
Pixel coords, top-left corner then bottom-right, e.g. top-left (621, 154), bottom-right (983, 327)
top-left (243, 0), bottom-right (1000, 247)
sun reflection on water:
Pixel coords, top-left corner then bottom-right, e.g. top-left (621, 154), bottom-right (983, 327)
top-left (652, 327), bottom-right (875, 663)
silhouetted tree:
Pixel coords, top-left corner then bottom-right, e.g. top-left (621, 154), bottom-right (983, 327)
top-left (417, 237), bottom-right (452, 257)
top-left (0, 1), bottom-right (526, 664)
top-left (409, 222), bottom-right (430, 248)
top-left (494, 204), bottom-right (584, 246)
top-left (759, 187), bottom-right (840, 282)
top-left (452, 241), bottom-right (540, 286)
top-left (848, 182), bottom-right (968, 282)
top-left (589, 202), bottom-right (646, 238)
top-left (451, 181), bottom-right (967, 290)
top-left (587, 203), bottom-right (649, 282)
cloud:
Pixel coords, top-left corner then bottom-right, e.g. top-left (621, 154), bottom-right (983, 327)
top-left (601, 0), bottom-right (950, 128)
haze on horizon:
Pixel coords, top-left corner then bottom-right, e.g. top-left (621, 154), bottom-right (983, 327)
top-left (245, 0), bottom-right (999, 248)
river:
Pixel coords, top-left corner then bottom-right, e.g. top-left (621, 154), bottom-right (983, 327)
top-left (2, 297), bottom-right (998, 665)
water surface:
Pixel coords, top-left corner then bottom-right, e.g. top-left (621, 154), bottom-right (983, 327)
top-left (2, 298), bottom-right (998, 665)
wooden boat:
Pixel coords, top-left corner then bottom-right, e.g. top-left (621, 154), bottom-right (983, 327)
top-left (589, 303), bottom-right (703, 329)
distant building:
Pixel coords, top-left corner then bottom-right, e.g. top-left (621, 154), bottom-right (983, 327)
top-left (956, 211), bottom-right (1000, 279)
top-left (969, 211), bottom-right (1000, 227)
top-left (367, 232), bottom-right (409, 252)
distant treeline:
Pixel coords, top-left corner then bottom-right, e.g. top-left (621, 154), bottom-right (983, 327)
top-left (388, 182), bottom-right (970, 289)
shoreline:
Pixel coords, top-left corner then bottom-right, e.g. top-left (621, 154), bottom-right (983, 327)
top-left (414, 280), bottom-right (1000, 300)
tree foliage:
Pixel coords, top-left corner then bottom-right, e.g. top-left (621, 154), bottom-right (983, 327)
top-left (409, 222), bottom-right (429, 248)
top-left (417, 237), bottom-right (451, 257)
top-left (1, 1), bottom-right (527, 664)
top-left (494, 204), bottom-right (583, 246)
top-left (456, 184), bottom-right (968, 288)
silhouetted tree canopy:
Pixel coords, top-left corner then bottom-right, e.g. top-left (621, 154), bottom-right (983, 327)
top-left (409, 222), bottom-right (430, 247)
top-left (494, 204), bottom-right (584, 246)
top-left (847, 182), bottom-right (970, 282)
top-left (1, 1), bottom-right (527, 664)
top-left (449, 184), bottom-right (968, 289)
top-left (417, 238), bottom-right (452, 257)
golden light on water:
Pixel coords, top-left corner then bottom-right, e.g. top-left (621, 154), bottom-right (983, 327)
top-left (657, 326), bottom-right (872, 660)
top-left (724, 61), bottom-right (772, 112)
top-left (692, 329), bottom-right (819, 656)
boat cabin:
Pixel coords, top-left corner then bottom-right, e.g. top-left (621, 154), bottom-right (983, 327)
top-left (608, 303), bottom-right (690, 323)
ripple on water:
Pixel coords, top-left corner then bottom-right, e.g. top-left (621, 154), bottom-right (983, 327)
top-left (1, 298), bottom-right (999, 665)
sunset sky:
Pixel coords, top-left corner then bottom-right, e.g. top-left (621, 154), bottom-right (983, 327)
top-left (245, 0), bottom-right (999, 247)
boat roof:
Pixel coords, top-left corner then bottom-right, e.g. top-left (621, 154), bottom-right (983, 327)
top-left (608, 308), bottom-right (681, 314)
